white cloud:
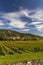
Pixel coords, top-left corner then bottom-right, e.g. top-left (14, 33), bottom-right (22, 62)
top-left (0, 8), bottom-right (43, 32)
top-left (20, 9), bottom-right (43, 32)
top-left (0, 9), bottom-right (32, 30)
top-left (30, 22), bottom-right (42, 25)
top-left (20, 9), bottom-right (30, 17)
top-left (22, 9), bottom-right (43, 32)
top-left (1, 11), bottom-right (27, 29)
top-left (9, 19), bottom-right (26, 28)
top-left (21, 29), bottom-right (30, 31)
top-left (0, 9), bottom-right (31, 31)
top-left (30, 9), bottom-right (43, 22)
top-left (35, 24), bottom-right (43, 31)
top-left (0, 20), bottom-right (4, 25)
top-left (29, 9), bottom-right (43, 31)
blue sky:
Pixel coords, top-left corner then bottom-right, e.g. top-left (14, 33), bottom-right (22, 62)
top-left (0, 0), bottom-right (43, 36)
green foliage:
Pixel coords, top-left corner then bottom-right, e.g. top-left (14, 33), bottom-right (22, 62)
top-left (0, 29), bottom-right (43, 41)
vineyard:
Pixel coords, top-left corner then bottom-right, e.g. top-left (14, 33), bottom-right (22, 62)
top-left (0, 40), bottom-right (43, 55)
top-left (0, 40), bottom-right (43, 64)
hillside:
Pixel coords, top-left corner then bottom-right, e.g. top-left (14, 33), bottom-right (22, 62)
top-left (0, 29), bottom-right (43, 41)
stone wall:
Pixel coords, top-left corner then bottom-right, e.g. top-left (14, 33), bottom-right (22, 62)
top-left (3, 60), bottom-right (43, 65)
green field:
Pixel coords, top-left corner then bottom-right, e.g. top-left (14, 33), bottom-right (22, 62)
top-left (0, 40), bottom-right (43, 64)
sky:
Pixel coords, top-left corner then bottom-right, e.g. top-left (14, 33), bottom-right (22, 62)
top-left (0, 0), bottom-right (43, 36)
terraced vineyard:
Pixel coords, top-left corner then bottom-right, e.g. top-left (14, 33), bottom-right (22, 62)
top-left (0, 40), bottom-right (43, 64)
top-left (0, 40), bottom-right (43, 55)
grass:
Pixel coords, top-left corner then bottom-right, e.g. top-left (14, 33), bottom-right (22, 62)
top-left (0, 52), bottom-right (43, 64)
top-left (0, 40), bottom-right (43, 64)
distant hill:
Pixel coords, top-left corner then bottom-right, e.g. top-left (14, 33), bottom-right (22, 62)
top-left (0, 29), bottom-right (43, 41)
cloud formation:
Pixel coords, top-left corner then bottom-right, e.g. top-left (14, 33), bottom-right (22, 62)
top-left (0, 20), bottom-right (4, 25)
top-left (0, 10), bottom-right (28, 31)
top-left (29, 9), bottom-right (43, 32)
top-left (0, 8), bottom-right (43, 33)
top-left (20, 9), bottom-right (43, 32)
